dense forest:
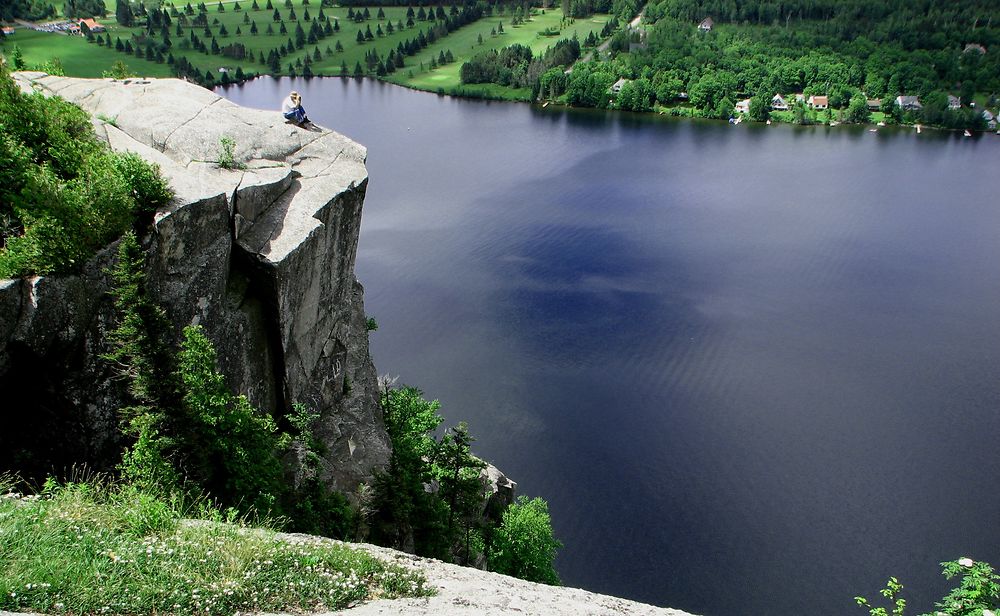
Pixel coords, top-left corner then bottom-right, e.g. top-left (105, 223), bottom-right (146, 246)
top-left (469, 0), bottom-right (1000, 128)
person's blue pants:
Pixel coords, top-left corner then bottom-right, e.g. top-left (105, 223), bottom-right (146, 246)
top-left (284, 106), bottom-right (307, 123)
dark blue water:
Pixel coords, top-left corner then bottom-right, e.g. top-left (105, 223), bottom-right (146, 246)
top-left (220, 77), bottom-right (1000, 616)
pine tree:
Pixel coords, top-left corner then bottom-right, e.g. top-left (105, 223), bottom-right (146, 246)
top-left (116, 0), bottom-right (134, 26)
top-left (353, 61), bottom-right (363, 77)
top-left (295, 21), bottom-right (305, 47)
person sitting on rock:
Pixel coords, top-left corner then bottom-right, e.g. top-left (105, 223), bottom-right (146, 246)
top-left (281, 90), bottom-right (310, 126)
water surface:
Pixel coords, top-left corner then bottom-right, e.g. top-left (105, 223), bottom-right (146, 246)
top-left (221, 78), bottom-right (1000, 616)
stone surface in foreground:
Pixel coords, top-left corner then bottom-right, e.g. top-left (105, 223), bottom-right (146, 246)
top-left (277, 537), bottom-right (699, 616)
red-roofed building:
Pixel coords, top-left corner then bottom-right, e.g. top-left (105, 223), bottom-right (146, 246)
top-left (808, 95), bottom-right (828, 110)
top-left (1, 26), bottom-right (15, 36)
top-left (78, 18), bottom-right (105, 34)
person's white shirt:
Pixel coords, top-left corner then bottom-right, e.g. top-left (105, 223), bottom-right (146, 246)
top-left (281, 96), bottom-right (297, 114)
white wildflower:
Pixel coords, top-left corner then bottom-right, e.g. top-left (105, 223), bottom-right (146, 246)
top-left (959, 557), bottom-right (975, 567)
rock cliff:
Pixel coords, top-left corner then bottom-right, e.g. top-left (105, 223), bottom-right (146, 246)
top-left (0, 73), bottom-right (389, 491)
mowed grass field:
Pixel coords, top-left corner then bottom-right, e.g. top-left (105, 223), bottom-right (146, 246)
top-left (2, 28), bottom-right (172, 77)
top-left (2, 1), bottom-right (609, 99)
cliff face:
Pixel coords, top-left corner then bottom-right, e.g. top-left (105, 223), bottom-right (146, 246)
top-left (0, 73), bottom-right (389, 491)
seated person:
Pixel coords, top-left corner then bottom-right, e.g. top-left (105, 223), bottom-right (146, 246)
top-left (281, 91), bottom-right (310, 126)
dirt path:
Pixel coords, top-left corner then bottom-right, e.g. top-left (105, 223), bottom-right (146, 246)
top-left (567, 8), bottom-right (645, 73)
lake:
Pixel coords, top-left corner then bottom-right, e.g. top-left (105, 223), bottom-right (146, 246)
top-left (220, 77), bottom-right (1000, 616)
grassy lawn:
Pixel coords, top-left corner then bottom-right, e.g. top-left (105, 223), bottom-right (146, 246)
top-left (0, 480), bottom-right (430, 615)
top-left (1, 29), bottom-right (172, 77)
top-left (3, 3), bottom-right (609, 99)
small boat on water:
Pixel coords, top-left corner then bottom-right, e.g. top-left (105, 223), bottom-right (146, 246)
top-left (916, 124), bottom-right (922, 133)
top-left (964, 129), bottom-right (972, 137)
top-left (830, 121), bottom-right (840, 126)
top-left (542, 101), bottom-right (549, 107)
top-left (877, 121), bottom-right (886, 127)
top-left (766, 119), bottom-right (771, 125)
top-left (868, 128), bottom-right (877, 132)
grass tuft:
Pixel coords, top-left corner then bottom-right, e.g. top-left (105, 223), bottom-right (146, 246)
top-left (0, 477), bottom-right (431, 615)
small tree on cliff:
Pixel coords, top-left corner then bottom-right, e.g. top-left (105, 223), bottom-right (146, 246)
top-left (369, 386), bottom-right (450, 558)
top-left (489, 496), bottom-right (562, 585)
top-left (104, 232), bottom-right (183, 493)
top-left (432, 422), bottom-right (487, 563)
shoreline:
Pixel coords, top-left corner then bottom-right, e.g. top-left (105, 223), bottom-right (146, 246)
top-left (219, 74), bottom-right (1000, 137)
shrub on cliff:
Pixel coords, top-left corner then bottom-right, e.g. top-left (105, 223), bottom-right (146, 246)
top-left (0, 65), bottom-right (172, 278)
top-left (369, 385), bottom-right (561, 579)
top-left (488, 496), bottom-right (561, 585)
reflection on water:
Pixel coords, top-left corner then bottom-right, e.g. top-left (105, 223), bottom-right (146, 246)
top-left (220, 77), bottom-right (1000, 616)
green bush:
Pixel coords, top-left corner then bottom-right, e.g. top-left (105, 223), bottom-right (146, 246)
top-left (488, 496), bottom-right (561, 585)
top-left (0, 64), bottom-right (172, 278)
top-left (856, 558), bottom-right (1000, 616)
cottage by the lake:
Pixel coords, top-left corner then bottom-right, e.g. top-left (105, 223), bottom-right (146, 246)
top-left (895, 95), bottom-right (922, 111)
top-left (808, 95), bottom-right (828, 110)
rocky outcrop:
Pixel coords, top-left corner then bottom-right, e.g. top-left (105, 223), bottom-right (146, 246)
top-left (0, 73), bottom-right (389, 491)
top-left (299, 536), bottom-right (701, 616)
